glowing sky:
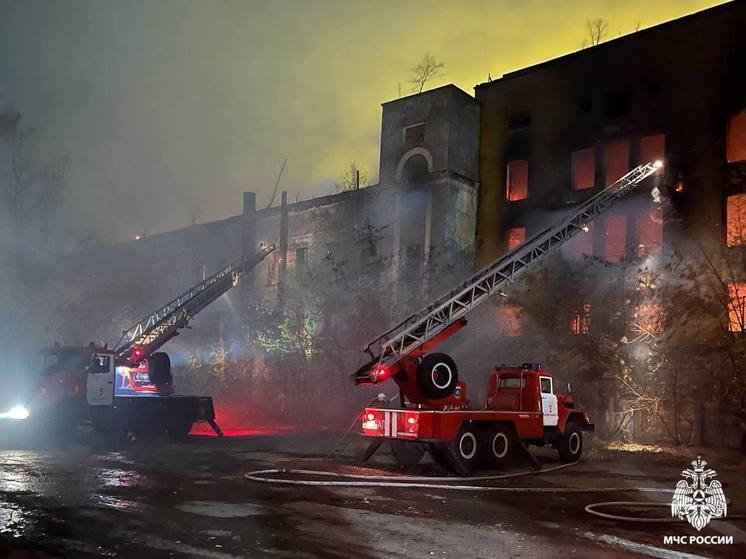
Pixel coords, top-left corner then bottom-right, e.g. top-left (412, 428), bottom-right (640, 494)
top-left (0, 0), bottom-right (725, 241)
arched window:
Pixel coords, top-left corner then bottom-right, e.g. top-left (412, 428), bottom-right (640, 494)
top-left (400, 154), bottom-right (429, 184)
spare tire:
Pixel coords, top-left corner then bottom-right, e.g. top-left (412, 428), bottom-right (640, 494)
top-left (416, 353), bottom-right (458, 399)
top-left (148, 352), bottom-right (172, 386)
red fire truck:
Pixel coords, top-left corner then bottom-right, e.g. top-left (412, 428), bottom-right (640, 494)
top-left (361, 362), bottom-right (593, 475)
top-left (0, 244), bottom-right (274, 443)
top-left (353, 162), bottom-right (662, 474)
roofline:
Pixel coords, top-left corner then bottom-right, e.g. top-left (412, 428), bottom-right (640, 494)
top-left (381, 83), bottom-right (475, 107)
top-left (475, 0), bottom-right (736, 90)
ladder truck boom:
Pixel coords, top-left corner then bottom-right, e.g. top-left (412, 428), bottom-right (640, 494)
top-left (353, 161), bottom-right (662, 389)
top-left (114, 243), bottom-right (275, 366)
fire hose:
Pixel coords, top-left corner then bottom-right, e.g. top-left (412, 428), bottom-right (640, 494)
top-left (245, 464), bottom-right (745, 523)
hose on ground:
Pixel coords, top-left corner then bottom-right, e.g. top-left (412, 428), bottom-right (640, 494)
top-left (584, 501), bottom-right (746, 523)
top-left (245, 462), bottom-right (669, 493)
top-left (245, 463), bottom-right (745, 523)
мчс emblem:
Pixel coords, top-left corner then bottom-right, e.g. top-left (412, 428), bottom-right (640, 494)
top-left (671, 456), bottom-right (727, 531)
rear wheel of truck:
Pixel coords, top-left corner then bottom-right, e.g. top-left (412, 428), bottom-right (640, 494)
top-left (557, 422), bottom-right (583, 462)
top-left (390, 440), bottom-right (426, 467)
top-left (416, 353), bottom-right (459, 399)
top-left (484, 423), bottom-right (513, 468)
top-left (442, 422), bottom-right (482, 476)
top-left (90, 408), bottom-right (128, 447)
top-left (167, 419), bottom-right (193, 441)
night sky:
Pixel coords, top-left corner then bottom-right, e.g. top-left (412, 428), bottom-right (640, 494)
top-left (0, 0), bottom-right (724, 242)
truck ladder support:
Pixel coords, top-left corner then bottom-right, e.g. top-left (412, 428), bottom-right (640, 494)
top-left (354, 161), bottom-right (662, 383)
top-left (114, 244), bottom-right (275, 364)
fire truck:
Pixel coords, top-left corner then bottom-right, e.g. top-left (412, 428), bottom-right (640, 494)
top-left (0, 244), bottom-right (274, 442)
top-left (353, 162), bottom-right (663, 474)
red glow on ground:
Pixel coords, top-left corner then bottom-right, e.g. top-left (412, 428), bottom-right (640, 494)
top-left (188, 405), bottom-right (321, 437)
top-left (190, 424), bottom-right (300, 437)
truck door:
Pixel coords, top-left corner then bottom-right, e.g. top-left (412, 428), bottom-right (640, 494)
top-left (539, 376), bottom-right (558, 427)
top-left (86, 353), bottom-right (115, 406)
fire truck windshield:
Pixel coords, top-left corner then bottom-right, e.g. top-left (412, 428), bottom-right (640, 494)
top-left (37, 349), bottom-right (91, 374)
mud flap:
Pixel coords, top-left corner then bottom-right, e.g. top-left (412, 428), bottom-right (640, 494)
top-left (517, 440), bottom-right (541, 470)
top-left (361, 439), bottom-right (383, 461)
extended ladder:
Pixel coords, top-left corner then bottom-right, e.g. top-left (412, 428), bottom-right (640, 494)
top-left (354, 161), bottom-right (662, 383)
top-left (114, 244), bottom-right (275, 365)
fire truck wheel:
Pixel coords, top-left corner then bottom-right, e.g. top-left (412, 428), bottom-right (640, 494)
top-left (557, 422), bottom-right (583, 462)
top-left (416, 353), bottom-right (459, 399)
top-left (148, 352), bottom-right (172, 385)
top-left (443, 423), bottom-right (482, 475)
top-left (167, 419), bottom-right (193, 441)
top-left (484, 423), bottom-right (513, 467)
top-left (390, 440), bottom-right (426, 467)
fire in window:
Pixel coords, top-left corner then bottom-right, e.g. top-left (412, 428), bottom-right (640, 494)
top-left (506, 160), bottom-right (529, 201)
top-left (726, 194), bottom-right (746, 247)
top-left (572, 147), bottom-right (595, 190)
top-left (498, 305), bottom-right (522, 337)
top-left (605, 139), bottom-right (630, 186)
top-left (640, 133), bottom-right (665, 175)
top-left (636, 207), bottom-right (663, 256)
top-left (728, 283), bottom-right (746, 332)
top-left (727, 112), bottom-right (746, 163)
top-left (634, 304), bottom-right (663, 335)
top-left (604, 214), bottom-right (627, 263)
top-left (561, 221), bottom-right (594, 261)
top-left (506, 227), bottom-right (526, 252)
top-left (571, 304), bottom-right (591, 335)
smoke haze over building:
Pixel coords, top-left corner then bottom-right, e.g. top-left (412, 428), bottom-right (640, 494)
top-left (0, 0), bottom-right (721, 243)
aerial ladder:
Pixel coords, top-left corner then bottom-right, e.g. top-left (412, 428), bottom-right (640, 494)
top-left (16, 243), bottom-right (276, 441)
top-left (114, 243), bottom-right (275, 367)
top-left (352, 161), bottom-right (663, 406)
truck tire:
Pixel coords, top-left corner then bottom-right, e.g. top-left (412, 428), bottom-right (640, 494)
top-left (484, 423), bottom-right (513, 468)
top-left (416, 353), bottom-right (459, 399)
top-left (148, 352), bottom-right (172, 385)
top-left (167, 419), bottom-right (193, 441)
top-left (90, 407), bottom-right (128, 446)
top-left (443, 423), bottom-right (482, 476)
top-left (557, 422), bottom-right (583, 463)
top-left (390, 440), bottom-right (426, 467)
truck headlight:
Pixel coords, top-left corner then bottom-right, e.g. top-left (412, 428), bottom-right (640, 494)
top-left (0, 405), bottom-right (30, 420)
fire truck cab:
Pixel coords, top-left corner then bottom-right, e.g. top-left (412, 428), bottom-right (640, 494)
top-left (0, 345), bottom-right (217, 443)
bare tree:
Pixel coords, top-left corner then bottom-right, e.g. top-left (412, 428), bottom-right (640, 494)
top-left (337, 162), bottom-right (370, 192)
top-left (9, 127), bottom-right (34, 232)
top-left (582, 18), bottom-right (609, 48)
top-left (408, 53), bottom-right (445, 94)
top-left (38, 156), bottom-right (70, 211)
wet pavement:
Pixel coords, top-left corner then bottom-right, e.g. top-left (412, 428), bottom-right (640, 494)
top-left (0, 431), bottom-right (745, 558)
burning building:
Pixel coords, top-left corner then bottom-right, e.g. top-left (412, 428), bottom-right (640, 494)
top-left (472, 1), bottom-right (746, 447)
top-left (50, 2), bottom-right (746, 443)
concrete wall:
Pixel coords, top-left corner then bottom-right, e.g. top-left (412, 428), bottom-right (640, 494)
top-left (54, 85), bottom-right (481, 352)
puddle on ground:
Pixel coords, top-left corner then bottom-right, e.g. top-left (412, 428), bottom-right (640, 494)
top-left (0, 501), bottom-right (31, 538)
top-left (177, 500), bottom-right (265, 518)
